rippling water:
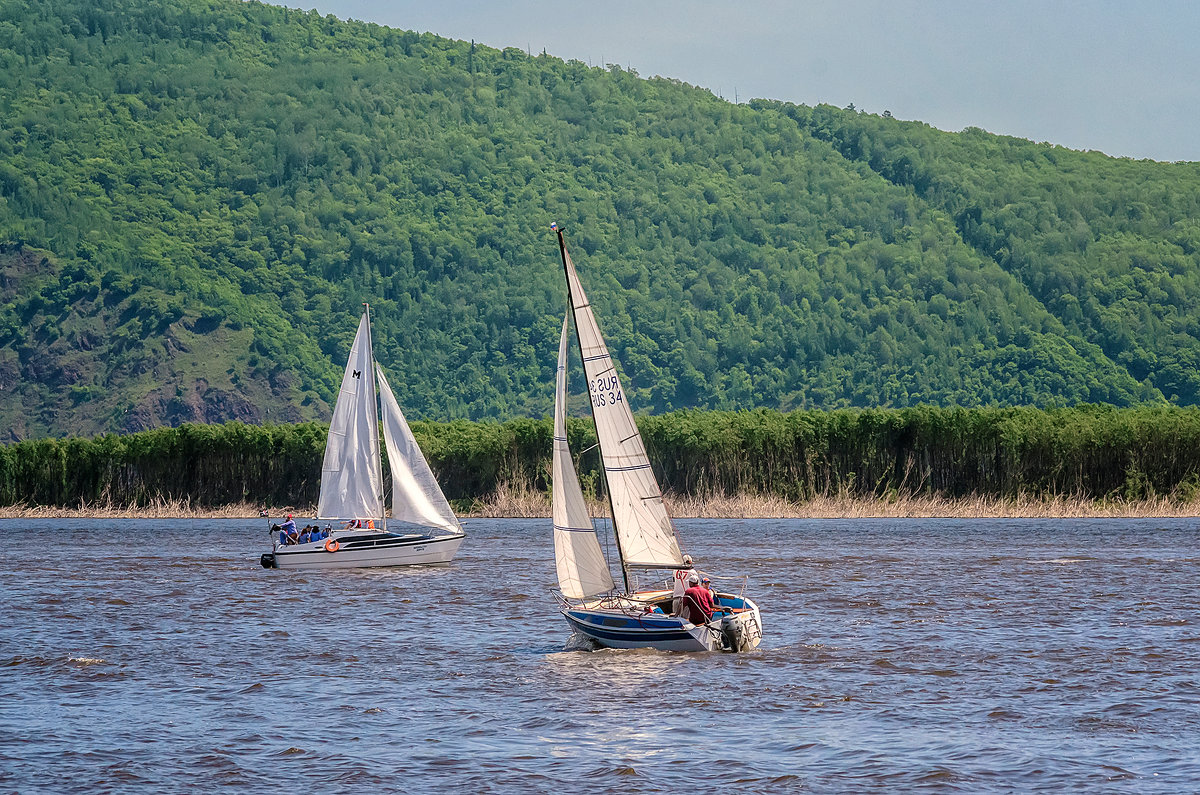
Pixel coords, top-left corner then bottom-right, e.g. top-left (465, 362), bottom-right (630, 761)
top-left (2, 517), bottom-right (1198, 792)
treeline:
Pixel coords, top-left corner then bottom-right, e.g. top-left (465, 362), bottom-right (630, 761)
top-left (3, 0), bottom-right (1198, 441)
top-left (3, 407), bottom-right (1198, 509)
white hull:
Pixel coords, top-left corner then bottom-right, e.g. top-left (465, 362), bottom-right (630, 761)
top-left (266, 530), bottom-right (464, 570)
top-left (561, 590), bottom-right (763, 653)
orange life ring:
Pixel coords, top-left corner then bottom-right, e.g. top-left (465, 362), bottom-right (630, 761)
top-left (324, 538), bottom-right (340, 553)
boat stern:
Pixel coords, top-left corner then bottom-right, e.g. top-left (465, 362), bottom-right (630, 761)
top-left (715, 595), bottom-right (763, 652)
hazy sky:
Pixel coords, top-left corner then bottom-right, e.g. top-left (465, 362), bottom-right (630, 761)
top-left (305, 1), bottom-right (1198, 162)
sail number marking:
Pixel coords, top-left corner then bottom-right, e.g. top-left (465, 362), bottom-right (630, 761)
top-left (589, 375), bottom-right (623, 407)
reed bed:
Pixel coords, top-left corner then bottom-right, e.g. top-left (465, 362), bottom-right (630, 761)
top-left (661, 492), bottom-right (1200, 519)
top-left (5, 407), bottom-right (1200, 517)
top-left (3, 492), bottom-right (1197, 519)
top-left (458, 487), bottom-right (1200, 519)
top-left (0, 499), bottom-right (278, 519)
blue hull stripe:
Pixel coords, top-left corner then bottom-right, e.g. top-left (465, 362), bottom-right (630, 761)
top-left (564, 614), bottom-right (697, 643)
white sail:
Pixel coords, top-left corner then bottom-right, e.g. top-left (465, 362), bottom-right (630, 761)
top-left (376, 364), bottom-right (461, 535)
top-left (562, 245), bottom-right (685, 569)
top-left (552, 316), bottom-right (616, 598)
top-left (317, 312), bottom-right (384, 520)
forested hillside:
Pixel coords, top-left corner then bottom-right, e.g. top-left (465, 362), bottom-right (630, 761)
top-left (1, 0), bottom-right (1197, 440)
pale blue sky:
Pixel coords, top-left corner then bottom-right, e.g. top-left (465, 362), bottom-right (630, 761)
top-left (305, 1), bottom-right (1198, 162)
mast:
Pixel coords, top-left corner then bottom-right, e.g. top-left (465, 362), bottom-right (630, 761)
top-left (364, 302), bottom-right (386, 533)
top-left (556, 224), bottom-right (631, 594)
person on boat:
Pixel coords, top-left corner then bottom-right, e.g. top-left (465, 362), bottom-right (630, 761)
top-left (682, 574), bottom-right (718, 626)
top-left (701, 576), bottom-right (724, 613)
top-left (281, 514), bottom-right (298, 544)
top-left (671, 554), bottom-right (700, 616)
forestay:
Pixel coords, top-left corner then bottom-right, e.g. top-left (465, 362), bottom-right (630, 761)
top-left (318, 312), bottom-right (383, 520)
top-left (552, 317), bottom-right (616, 598)
top-left (377, 365), bottom-right (461, 535)
top-left (562, 247), bottom-right (684, 569)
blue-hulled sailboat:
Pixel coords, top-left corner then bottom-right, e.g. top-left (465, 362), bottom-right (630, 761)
top-left (550, 226), bottom-right (762, 652)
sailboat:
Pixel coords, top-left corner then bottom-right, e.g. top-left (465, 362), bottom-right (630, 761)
top-left (550, 226), bottom-right (763, 652)
top-left (261, 306), bottom-right (465, 570)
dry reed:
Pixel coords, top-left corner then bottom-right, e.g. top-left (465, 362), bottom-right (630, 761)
top-left (3, 491), bottom-right (1198, 519)
top-left (0, 499), bottom-right (302, 519)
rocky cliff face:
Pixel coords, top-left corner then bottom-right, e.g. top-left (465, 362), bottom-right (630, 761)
top-left (0, 245), bottom-right (327, 440)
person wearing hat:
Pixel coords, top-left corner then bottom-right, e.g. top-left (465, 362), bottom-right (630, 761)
top-left (280, 513), bottom-right (298, 544)
top-left (701, 575), bottom-right (725, 615)
top-left (671, 554), bottom-right (705, 616)
top-left (682, 573), bottom-right (717, 626)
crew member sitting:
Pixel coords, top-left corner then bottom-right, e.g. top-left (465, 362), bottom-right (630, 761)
top-left (281, 514), bottom-right (298, 544)
top-left (701, 576), bottom-right (728, 616)
top-left (682, 574), bottom-right (718, 626)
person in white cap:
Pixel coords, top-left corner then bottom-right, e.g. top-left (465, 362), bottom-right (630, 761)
top-left (681, 573), bottom-right (717, 625)
top-left (671, 554), bottom-right (705, 616)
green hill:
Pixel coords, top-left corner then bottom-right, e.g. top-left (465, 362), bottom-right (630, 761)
top-left (1, 0), bottom-right (1197, 440)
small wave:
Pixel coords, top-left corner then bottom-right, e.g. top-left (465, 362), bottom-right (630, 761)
top-left (68, 656), bottom-right (107, 666)
top-left (560, 632), bottom-right (601, 652)
top-left (1032, 557), bottom-right (1094, 564)
top-left (583, 765), bottom-right (639, 778)
top-left (6, 654), bottom-right (60, 668)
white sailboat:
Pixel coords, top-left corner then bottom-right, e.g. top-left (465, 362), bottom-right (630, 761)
top-left (550, 226), bottom-right (763, 652)
top-left (261, 306), bottom-right (465, 570)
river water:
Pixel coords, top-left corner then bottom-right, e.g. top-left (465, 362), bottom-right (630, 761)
top-left (1, 517), bottom-right (1197, 792)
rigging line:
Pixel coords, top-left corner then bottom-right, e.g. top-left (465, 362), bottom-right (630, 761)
top-left (582, 360), bottom-right (617, 375)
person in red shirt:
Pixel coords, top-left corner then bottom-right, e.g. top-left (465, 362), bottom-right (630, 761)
top-left (682, 574), bottom-right (717, 626)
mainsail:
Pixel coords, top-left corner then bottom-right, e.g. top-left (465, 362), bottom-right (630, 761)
top-left (561, 238), bottom-right (685, 570)
top-left (318, 312), bottom-right (383, 520)
top-left (552, 316), bottom-right (616, 599)
top-left (377, 364), bottom-right (461, 535)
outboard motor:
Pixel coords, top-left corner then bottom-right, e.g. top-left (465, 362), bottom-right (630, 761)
top-left (260, 553), bottom-right (276, 569)
top-left (721, 615), bottom-right (748, 652)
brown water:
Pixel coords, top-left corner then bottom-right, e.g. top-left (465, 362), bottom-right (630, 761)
top-left (2, 518), bottom-right (1197, 792)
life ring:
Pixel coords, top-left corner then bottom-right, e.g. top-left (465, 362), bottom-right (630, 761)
top-left (324, 538), bottom-right (340, 553)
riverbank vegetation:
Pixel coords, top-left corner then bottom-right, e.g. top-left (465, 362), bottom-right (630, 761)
top-left (2, 0), bottom-right (1198, 441)
top-left (3, 406), bottom-right (1199, 517)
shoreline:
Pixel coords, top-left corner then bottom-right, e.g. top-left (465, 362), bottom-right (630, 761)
top-left (2, 493), bottom-right (1199, 519)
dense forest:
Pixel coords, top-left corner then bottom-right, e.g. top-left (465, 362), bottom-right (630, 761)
top-left (4, 408), bottom-right (1199, 510)
top-left (1, 0), bottom-right (1198, 441)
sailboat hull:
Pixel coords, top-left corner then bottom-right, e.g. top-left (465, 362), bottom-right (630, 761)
top-left (270, 530), bottom-right (464, 570)
top-left (561, 590), bottom-right (763, 653)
